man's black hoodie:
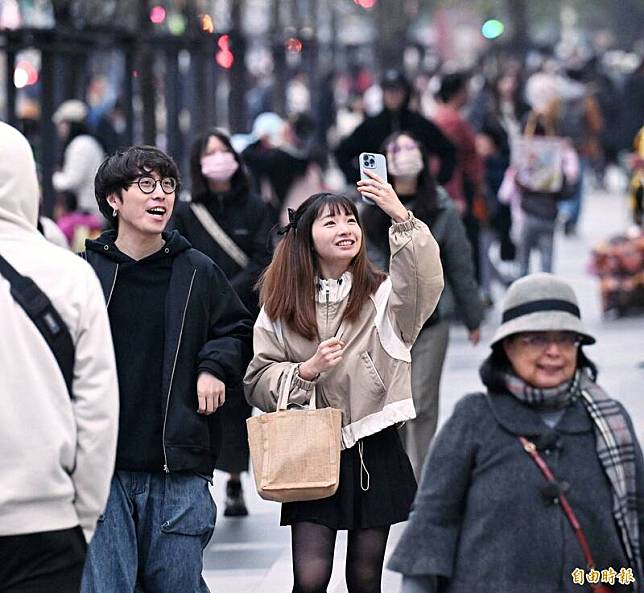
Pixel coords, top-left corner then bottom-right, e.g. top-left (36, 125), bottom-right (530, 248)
top-left (84, 230), bottom-right (253, 474)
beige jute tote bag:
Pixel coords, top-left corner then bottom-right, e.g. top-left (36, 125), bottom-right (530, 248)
top-left (247, 364), bottom-right (342, 503)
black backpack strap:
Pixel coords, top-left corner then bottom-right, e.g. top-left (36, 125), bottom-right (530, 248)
top-left (0, 253), bottom-right (75, 398)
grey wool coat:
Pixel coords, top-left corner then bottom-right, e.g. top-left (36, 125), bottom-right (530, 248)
top-left (388, 390), bottom-right (644, 593)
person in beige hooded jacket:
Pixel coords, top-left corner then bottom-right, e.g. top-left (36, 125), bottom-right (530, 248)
top-left (0, 122), bottom-right (119, 593)
top-left (244, 171), bottom-right (444, 593)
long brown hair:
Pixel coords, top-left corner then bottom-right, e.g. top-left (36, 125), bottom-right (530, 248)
top-left (258, 193), bottom-right (387, 341)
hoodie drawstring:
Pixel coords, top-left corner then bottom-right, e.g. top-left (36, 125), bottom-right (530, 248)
top-left (358, 440), bottom-right (370, 492)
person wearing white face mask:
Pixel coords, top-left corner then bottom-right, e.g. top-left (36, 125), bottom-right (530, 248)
top-left (172, 129), bottom-right (273, 517)
top-left (361, 131), bottom-right (483, 478)
top-left (200, 150), bottom-right (240, 183)
top-left (387, 141), bottom-right (425, 180)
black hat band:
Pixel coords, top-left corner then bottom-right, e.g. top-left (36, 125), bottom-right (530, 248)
top-left (502, 299), bottom-right (581, 323)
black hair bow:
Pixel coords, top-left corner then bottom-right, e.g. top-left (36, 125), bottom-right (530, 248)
top-left (277, 208), bottom-right (299, 235)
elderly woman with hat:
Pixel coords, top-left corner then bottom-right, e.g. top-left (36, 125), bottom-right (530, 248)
top-left (388, 273), bottom-right (644, 593)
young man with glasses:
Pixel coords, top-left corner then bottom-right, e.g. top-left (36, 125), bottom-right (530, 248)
top-left (80, 146), bottom-right (253, 593)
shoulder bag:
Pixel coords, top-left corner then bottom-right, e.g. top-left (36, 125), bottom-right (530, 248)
top-left (190, 202), bottom-right (249, 269)
top-left (512, 111), bottom-right (565, 194)
top-left (0, 253), bottom-right (75, 398)
top-left (247, 364), bottom-right (342, 503)
top-left (519, 436), bottom-right (614, 593)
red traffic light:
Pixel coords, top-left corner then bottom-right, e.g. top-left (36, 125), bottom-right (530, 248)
top-left (14, 60), bottom-right (39, 88)
top-left (216, 50), bottom-right (234, 69)
top-left (218, 34), bottom-right (230, 51)
top-left (149, 6), bottom-right (166, 24)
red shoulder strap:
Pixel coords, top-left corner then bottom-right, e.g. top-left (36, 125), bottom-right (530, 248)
top-left (518, 436), bottom-right (596, 569)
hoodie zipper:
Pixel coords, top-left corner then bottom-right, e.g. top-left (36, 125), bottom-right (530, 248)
top-left (325, 288), bottom-right (330, 339)
top-left (106, 264), bottom-right (119, 308)
top-left (162, 268), bottom-right (197, 473)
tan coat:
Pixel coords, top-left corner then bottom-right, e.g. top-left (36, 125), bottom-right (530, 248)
top-left (244, 213), bottom-right (444, 449)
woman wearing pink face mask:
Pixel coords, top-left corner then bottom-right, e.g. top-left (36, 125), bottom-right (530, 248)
top-left (361, 131), bottom-right (483, 479)
top-left (173, 128), bottom-right (273, 517)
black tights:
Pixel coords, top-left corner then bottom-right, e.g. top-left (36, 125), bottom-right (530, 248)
top-left (291, 522), bottom-right (389, 593)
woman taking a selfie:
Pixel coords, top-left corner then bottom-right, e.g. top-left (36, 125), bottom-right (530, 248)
top-left (389, 273), bottom-right (644, 593)
top-left (244, 176), bottom-right (444, 593)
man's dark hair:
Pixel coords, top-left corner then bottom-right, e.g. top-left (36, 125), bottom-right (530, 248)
top-left (437, 72), bottom-right (469, 103)
top-left (94, 145), bottom-right (181, 229)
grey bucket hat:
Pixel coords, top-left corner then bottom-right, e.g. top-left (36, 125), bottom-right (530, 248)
top-left (491, 273), bottom-right (595, 346)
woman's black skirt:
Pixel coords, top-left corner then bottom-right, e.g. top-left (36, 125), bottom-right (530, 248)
top-left (280, 425), bottom-right (417, 530)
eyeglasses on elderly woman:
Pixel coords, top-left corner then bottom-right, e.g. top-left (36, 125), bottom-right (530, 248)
top-left (510, 331), bottom-right (582, 351)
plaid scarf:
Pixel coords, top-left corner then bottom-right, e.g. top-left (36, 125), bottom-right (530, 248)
top-left (503, 368), bottom-right (642, 582)
top-left (578, 372), bottom-right (642, 584)
top-left (503, 368), bottom-right (581, 410)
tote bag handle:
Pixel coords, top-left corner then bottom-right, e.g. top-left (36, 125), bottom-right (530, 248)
top-left (276, 364), bottom-right (317, 411)
top-left (524, 111), bottom-right (557, 138)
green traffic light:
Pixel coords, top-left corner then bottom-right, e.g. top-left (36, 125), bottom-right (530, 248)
top-left (481, 19), bottom-right (505, 39)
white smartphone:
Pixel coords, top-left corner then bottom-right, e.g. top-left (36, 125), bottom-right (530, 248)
top-left (359, 152), bottom-right (387, 205)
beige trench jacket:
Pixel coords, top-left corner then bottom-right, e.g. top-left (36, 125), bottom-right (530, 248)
top-left (244, 213), bottom-right (444, 449)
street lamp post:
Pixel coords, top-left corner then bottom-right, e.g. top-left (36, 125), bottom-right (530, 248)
top-left (228, 0), bottom-right (248, 133)
top-left (124, 43), bottom-right (135, 146)
top-left (40, 41), bottom-right (56, 218)
top-left (4, 46), bottom-right (17, 127)
top-left (164, 44), bottom-right (181, 163)
top-left (271, 0), bottom-right (287, 117)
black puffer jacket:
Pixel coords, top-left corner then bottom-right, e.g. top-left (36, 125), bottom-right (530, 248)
top-left (83, 230), bottom-right (254, 474)
top-left (241, 140), bottom-right (310, 206)
top-left (335, 108), bottom-right (456, 185)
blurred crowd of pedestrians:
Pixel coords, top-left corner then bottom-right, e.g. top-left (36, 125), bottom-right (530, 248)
top-left (2, 44), bottom-right (644, 593)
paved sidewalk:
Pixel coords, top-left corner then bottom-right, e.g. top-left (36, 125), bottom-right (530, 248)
top-left (203, 188), bottom-right (644, 592)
